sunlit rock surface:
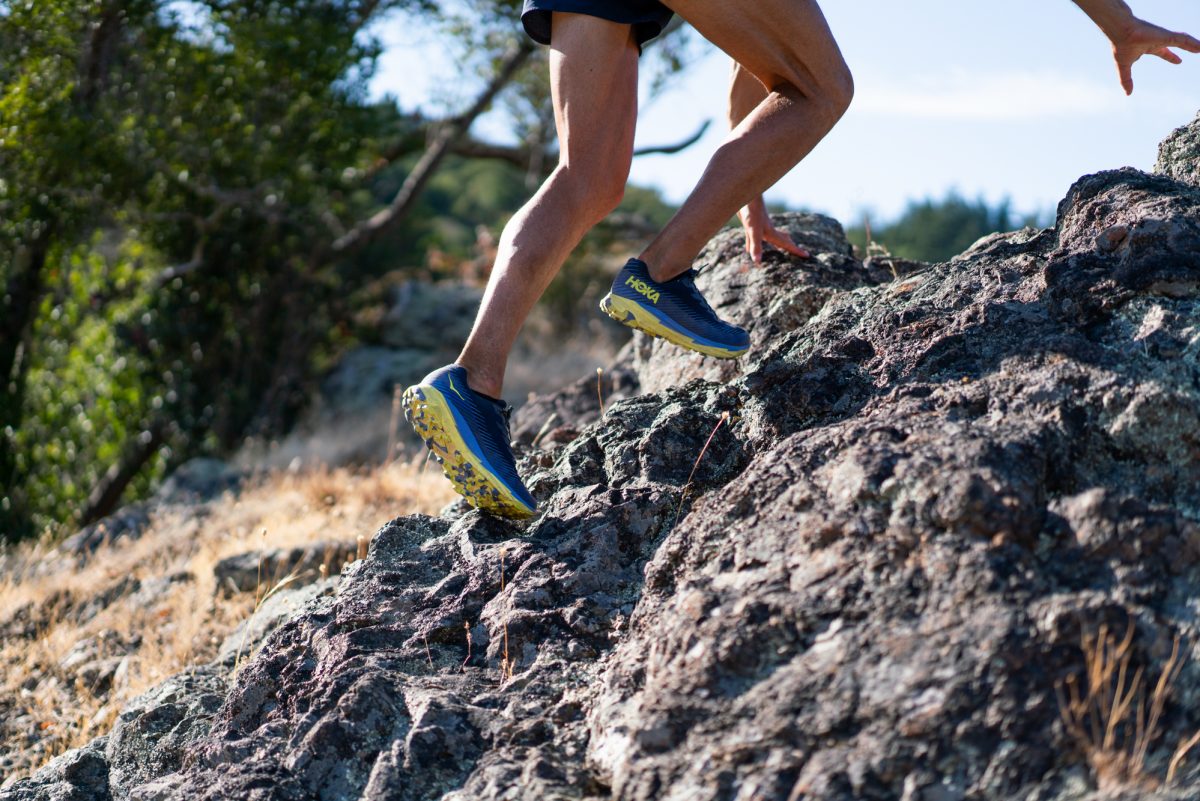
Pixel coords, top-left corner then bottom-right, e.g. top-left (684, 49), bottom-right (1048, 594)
top-left (6, 120), bottom-right (1200, 801)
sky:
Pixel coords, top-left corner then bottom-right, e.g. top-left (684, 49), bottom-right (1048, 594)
top-left (369, 1), bottom-right (1200, 225)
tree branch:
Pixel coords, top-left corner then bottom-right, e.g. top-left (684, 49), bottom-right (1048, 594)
top-left (329, 40), bottom-right (536, 257)
top-left (79, 417), bottom-right (169, 527)
top-left (458, 118), bottom-right (711, 168)
top-left (633, 120), bottom-right (712, 156)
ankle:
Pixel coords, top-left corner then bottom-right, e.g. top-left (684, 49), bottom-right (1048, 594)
top-left (455, 361), bottom-right (503, 399)
top-left (640, 253), bottom-right (689, 283)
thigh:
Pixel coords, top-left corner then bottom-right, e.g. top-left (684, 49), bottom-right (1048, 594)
top-left (663, 0), bottom-right (848, 96)
top-left (549, 11), bottom-right (640, 172)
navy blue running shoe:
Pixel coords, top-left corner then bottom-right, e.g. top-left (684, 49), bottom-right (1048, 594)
top-left (403, 364), bottom-right (536, 518)
top-left (599, 258), bottom-right (749, 358)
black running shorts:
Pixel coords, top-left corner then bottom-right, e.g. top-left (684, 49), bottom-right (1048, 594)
top-left (521, 0), bottom-right (674, 50)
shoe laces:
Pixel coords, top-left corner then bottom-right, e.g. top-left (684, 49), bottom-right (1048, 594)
top-left (675, 269), bottom-right (717, 316)
top-left (500, 402), bottom-right (514, 444)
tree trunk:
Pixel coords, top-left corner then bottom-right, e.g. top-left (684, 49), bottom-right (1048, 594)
top-left (78, 417), bottom-right (168, 526)
top-left (1, 232), bottom-right (51, 539)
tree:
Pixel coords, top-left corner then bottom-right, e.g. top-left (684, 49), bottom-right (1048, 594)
top-left (1, 0), bottom-right (493, 539)
top-left (0, 0), bottom-right (698, 541)
top-left (846, 192), bottom-right (1042, 264)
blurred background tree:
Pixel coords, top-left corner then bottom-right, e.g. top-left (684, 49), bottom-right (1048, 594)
top-left (0, 0), bottom-right (524, 541)
top-left (846, 192), bottom-right (1043, 264)
top-left (0, 0), bottom-right (1030, 544)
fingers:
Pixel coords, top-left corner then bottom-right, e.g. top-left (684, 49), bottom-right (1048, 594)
top-left (764, 228), bottom-right (810, 259)
top-left (1154, 47), bottom-right (1183, 65)
top-left (1117, 57), bottom-right (1134, 95)
top-left (742, 223), bottom-right (763, 264)
top-left (1170, 32), bottom-right (1200, 53)
top-left (740, 205), bottom-right (811, 264)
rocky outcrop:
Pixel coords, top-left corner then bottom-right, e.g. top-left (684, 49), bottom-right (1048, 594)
top-left (1156, 111), bottom-right (1200, 188)
top-left (212, 541), bottom-right (360, 596)
top-left (0, 737), bottom-right (111, 801)
top-left (104, 669), bottom-right (227, 801)
top-left (7, 121), bottom-right (1200, 801)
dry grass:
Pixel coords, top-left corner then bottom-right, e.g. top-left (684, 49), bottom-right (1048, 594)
top-left (498, 546), bottom-right (513, 684)
top-left (674, 410), bottom-right (731, 523)
top-left (0, 457), bottom-right (455, 786)
top-left (1057, 622), bottom-right (1200, 792)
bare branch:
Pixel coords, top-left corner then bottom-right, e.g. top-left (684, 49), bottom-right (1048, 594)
top-left (154, 253), bottom-right (204, 287)
top-left (79, 417), bottom-right (169, 527)
top-left (449, 139), bottom-right (534, 168)
top-left (437, 118), bottom-right (714, 172)
top-left (633, 119), bottom-right (712, 157)
top-left (329, 40), bottom-right (536, 257)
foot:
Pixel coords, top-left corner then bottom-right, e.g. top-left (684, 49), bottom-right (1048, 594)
top-left (598, 258), bottom-right (749, 359)
top-left (403, 364), bottom-right (537, 519)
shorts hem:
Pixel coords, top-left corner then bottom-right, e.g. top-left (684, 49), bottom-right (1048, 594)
top-left (520, 1), bottom-right (672, 50)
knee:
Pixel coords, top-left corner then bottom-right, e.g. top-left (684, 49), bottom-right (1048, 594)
top-left (559, 162), bottom-right (628, 221)
top-left (596, 176), bottom-right (627, 218)
top-left (827, 62), bottom-right (854, 117)
top-left (815, 58), bottom-right (854, 121)
top-left (778, 58), bottom-right (854, 122)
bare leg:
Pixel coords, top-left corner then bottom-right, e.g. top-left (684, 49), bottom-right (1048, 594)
top-left (640, 0), bottom-right (853, 281)
top-left (456, 13), bottom-right (639, 398)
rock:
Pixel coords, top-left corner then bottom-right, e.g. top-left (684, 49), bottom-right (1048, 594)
top-left (59, 631), bottom-right (141, 696)
top-left (215, 579), bottom-right (337, 666)
top-left (60, 504), bottom-right (154, 560)
top-left (25, 117), bottom-right (1200, 800)
top-left (0, 736), bottom-right (111, 801)
top-left (381, 281), bottom-right (483, 352)
top-left (1155, 110), bottom-right (1200, 187)
top-left (125, 573), bottom-right (194, 611)
top-left (627, 212), bottom-right (915, 395)
top-left (510, 357), bottom-right (639, 446)
top-left (316, 346), bottom-right (443, 422)
top-left (151, 459), bottom-right (244, 506)
top-left (104, 668), bottom-right (227, 801)
top-left (212, 541), bottom-right (359, 597)
top-left (55, 459), bottom-right (242, 565)
top-left (286, 281), bottom-right (486, 465)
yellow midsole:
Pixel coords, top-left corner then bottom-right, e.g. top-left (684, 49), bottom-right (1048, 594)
top-left (600, 293), bottom-right (746, 359)
top-left (407, 384), bottom-right (535, 518)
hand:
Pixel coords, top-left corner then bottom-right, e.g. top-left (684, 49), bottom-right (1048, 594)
top-left (1108, 17), bottom-right (1200, 94)
top-left (737, 196), bottom-right (810, 264)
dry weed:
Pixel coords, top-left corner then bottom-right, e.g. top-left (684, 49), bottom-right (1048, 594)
top-left (1057, 622), bottom-right (1200, 792)
top-left (674, 410), bottom-right (731, 523)
top-left (499, 546), bottom-right (513, 683)
top-left (0, 458), bottom-right (455, 785)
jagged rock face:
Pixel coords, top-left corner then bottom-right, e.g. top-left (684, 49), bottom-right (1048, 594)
top-left (7, 123), bottom-right (1200, 801)
top-left (0, 737), bottom-right (111, 801)
top-left (105, 668), bottom-right (227, 800)
top-left (510, 362), bottom-right (639, 447)
top-left (1156, 111), bottom-right (1200, 188)
top-left (627, 213), bottom-right (915, 396)
top-left (586, 169), bottom-right (1200, 800)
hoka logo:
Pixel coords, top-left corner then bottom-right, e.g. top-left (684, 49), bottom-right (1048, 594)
top-left (625, 275), bottom-right (660, 305)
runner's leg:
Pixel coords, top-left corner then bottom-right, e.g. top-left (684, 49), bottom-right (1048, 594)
top-left (457, 12), bottom-right (640, 398)
top-left (639, 0), bottom-right (853, 281)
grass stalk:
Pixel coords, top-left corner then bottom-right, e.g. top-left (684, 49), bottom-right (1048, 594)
top-left (675, 411), bottom-right (730, 522)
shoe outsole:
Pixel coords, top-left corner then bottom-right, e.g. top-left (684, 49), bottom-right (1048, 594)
top-left (403, 383), bottom-right (536, 519)
top-left (599, 293), bottom-right (747, 359)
